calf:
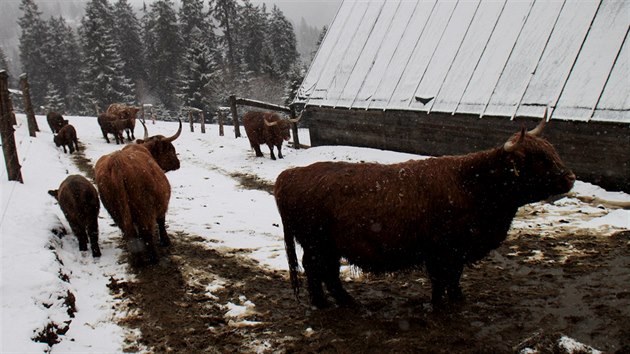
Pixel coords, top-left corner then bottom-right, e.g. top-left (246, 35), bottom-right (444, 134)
top-left (106, 103), bottom-right (140, 140)
top-left (48, 175), bottom-right (101, 257)
top-left (97, 113), bottom-right (125, 144)
top-left (53, 124), bottom-right (79, 154)
top-left (47, 111), bottom-right (68, 134)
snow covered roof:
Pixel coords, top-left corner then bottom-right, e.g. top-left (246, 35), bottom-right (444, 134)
top-left (296, 0), bottom-right (630, 123)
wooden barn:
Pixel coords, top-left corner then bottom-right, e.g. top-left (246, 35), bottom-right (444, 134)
top-left (294, 0), bottom-right (629, 192)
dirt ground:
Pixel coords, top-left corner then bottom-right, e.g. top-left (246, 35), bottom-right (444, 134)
top-left (107, 215), bottom-right (629, 354)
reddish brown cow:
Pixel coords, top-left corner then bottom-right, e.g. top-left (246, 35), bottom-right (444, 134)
top-left (48, 175), bottom-right (101, 257)
top-left (106, 103), bottom-right (140, 141)
top-left (47, 111), bottom-right (68, 134)
top-left (94, 119), bottom-right (182, 265)
top-left (53, 124), bottom-right (79, 154)
top-left (243, 111), bottom-right (299, 160)
top-left (97, 113), bottom-right (125, 144)
top-left (275, 111), bottom-right (575, 309)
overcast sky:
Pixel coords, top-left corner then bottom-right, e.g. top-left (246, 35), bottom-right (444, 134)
top-left (127, 0), bottom-right (342, 28)
top-left (256, 0), bottom-right (341, 27)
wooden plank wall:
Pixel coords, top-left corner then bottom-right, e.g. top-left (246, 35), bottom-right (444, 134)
top-left (305, 106), bottom-right (629, 193)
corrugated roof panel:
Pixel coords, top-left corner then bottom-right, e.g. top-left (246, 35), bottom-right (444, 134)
top-left (518, 1), bottom-right (599, 119)
top-left (387, 0), bottom-right (459, 110)
top-left (457, 0), bottom-right (535, 115)
top-left (309, 1), bottom-right (371, 102)
top-left (326, 1), bottom-right (387, 107)
top-left (484, 0), bottom-right (565, 118)
top-left (367, 0), bottom-right (438, 109)
top-left (428, 0), bottom-right (506, 114)
top-left (367, 1), bottom-right (430, 109)
top-left (334, 0), bottom-right (407, 108)
top-left (409, 0), bottom-right (481, 112)
top-left (593, 33), bottom-right (630, 123)
top-left (554, 0), bottom-right (629, 121)
top-left (296, 0), bottom-right (356, 101)
top-left (297, 0), bottom-right (630, 123)
top-left (351, 1), bottom-right (412, 109)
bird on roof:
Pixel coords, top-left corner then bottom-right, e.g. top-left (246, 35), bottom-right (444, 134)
top-left (415, 96), bottom-right (434, 105)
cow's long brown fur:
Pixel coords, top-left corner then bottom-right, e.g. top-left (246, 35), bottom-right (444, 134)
top-left (243, 111), bottom-right (291, 160)
top-left (275, 126), bottom-right (575, 308)
top-left (95, 145), bottom-right (171, 265)
top-left (53, 124), bottom-right (79, 153)
top-left (107, 103), bottom-right (139, 140)
top-left (48, 175), bottom-right (101, 257)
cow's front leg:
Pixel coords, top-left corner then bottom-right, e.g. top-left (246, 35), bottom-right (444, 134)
top-left (277, 144), bottom-right (284, 159)
top-left (268, 144), bottom-right (277, 160)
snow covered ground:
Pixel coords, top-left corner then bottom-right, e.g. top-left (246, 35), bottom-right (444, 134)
top-left (1, 113), bottom-right (628, 353)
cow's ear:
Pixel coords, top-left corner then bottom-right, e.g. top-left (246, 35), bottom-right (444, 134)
top-left (48, 189), bottom-right (58, 199)
top-left (135, 139), bottom-right (145, 144)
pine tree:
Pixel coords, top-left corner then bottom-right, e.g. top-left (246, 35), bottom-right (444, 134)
top-left (284, 64), bottom-right (305, 106)
top-left (43, 16), bottom-right (82, 113)
top-left (18, 0), bottom-right (48, 106)
top-left (178, 26), bottom-right (217, 114)
top-left (266, 5), bottom-right (298, 80)
top-left (179, 0), bottom-right (206, 39)
top-left (213, 0), bottom-right (239, 74)
top-left (112, 0), bottom-right (145, 101)
top-left (238, 1), bottom-right (266, 75)
top-left (44, 82), bottom-right (65, 113)
top-left (144, 0), bottom-right (181, 111)
top-left (78, 0), bottom-right (134, 114)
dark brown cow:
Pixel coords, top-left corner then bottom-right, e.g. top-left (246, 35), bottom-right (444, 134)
top-left (46, 111), bottom-right (68, 134)
top-left (48, 175), bottom-right (101, 257)
top-left (275, 111), bottom-right (575, 309)
top-left (94, 119), bottom-right (182, 265)
top-left (97, 113), bottom-right (125, 144)
top-left (106, 103), bottom-right (140, 141)
top-left (53, 124), bottom-right (79, 154)
top-left (243, 111), bottom-right (299, 160)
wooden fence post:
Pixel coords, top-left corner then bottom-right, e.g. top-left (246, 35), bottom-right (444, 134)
top-left (200, 111), bottom-right (206, 134)
top-left (188, 110), bottom-right (194, 132)
top-left (19, 73), bottom-right (38, 137)
top-left (228, 95), bottom-right (241, 138)
top-left (290, 105), bottom-right (301, 149)
top-left (0, 71), bottom-right (23, 183)
top-left (217, 109), bottom-right (225, 136)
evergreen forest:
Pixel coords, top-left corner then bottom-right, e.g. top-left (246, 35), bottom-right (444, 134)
top-left (5, 0), bottom-right (323, 119)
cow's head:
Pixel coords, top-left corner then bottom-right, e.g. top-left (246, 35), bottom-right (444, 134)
top-left (122, 107), bottom-right (140, 121)
top-left (264, 113), bottom-right (300, 143)
top-left (502, 108), bottom-right (575, 203)
top-left (137, 119), bottom-right (182, 172)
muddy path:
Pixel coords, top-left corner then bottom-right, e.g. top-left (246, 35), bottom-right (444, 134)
top-left (108, 227), bottom-right (629, 353)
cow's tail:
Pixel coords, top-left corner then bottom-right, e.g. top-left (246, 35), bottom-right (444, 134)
top-left (284, 230), bottom-right (301, 302)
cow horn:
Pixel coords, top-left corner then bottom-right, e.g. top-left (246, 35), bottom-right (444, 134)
top-left (504, 127), bottom-right (526, 152)
top-left (528, 106), bottom-right (548, 137)
top-left (288, 111), bottom-right (302, 123)
top-left (164, 118), bottom-right (182, 143)
top-left (141, 118), bottom-right (149, 140)
top-left (264, 118), bottom-right (278, 127)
